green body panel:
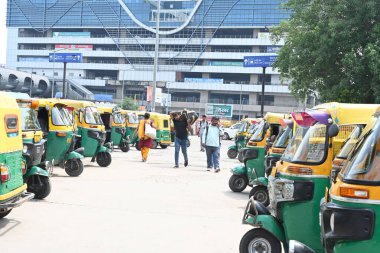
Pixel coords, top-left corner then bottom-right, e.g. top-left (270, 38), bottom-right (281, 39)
top-left (66, 151), bottom-right (84, 160)
top-left (236, 139), bottom-right (246, 150)
top-left (96, 145), bottom-right (110, 154)
top-left (331, 199), bottom-right (380, 253)
top-left (22, 138), bottom-right (33, 144)
top-left (231, 165), bottom-right (247, 175)
top-left (78, 127), bottom-right (101, 157)
top-left (257, 177), bottom-right (268, 186)
top-left (126, 127), bottom-right (137, 141)
top-left (245, 147), bottom-right (267, 183)
top-left (110, 127), bottom-right (123, 146)
top-left (245, 215), bottom-right (286, 243)
top-left (267, 153), bottom-right (282, 159)
top-left (228, 145), bottom-right (238, 151)
top-left (156, 129), bottom-right (171, 143)
top-left (45, 131), bottom-right (74, 164)
top-left (279, 174), bottom-right (330, 253)
top-left (0, 151), bottom-right (24, 197)
top-left (24, 165), bottom-right (49, 178)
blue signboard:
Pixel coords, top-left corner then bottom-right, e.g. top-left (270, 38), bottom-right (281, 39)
top-left (94, 94), bottom-right (113, 102)
top-left (243, 55), bottom-right (278, 67)
top-left (49, 53), bottom-right (82, 63)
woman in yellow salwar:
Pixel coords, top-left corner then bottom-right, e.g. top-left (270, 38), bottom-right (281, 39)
top-left (137, 113), bottom-right (156, 162)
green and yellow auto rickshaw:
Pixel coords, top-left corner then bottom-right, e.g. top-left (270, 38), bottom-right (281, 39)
top-left (121, 110), bottom-right (145, 150)
top-left (227, 118), bottom-right (260, 159)
top-left (150, 112), bottom-right (172, 149)
top-left (15, 98), bottom-right (51, 199)
top-left (36, 99), bottom-right (85, 176)
top-left (98, 106), bottom-right (129, 152)
top-left (239, 103), bottom-right (379, 253)
top-left (228, 113), bottom-right (287, 205)
top-left (0, 92), bottom-right (34, 218)
top-left (63, 100), bottom-right (112, 167)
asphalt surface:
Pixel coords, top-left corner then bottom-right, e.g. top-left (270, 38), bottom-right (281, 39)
top-left (0, 136), bottom-right (251, 253)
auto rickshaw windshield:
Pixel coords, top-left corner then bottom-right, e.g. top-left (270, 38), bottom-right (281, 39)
top-left (250, 120), bottom-right (266, 142)
top-left (85, 107), bottom-right (103, 125)
top-left (273, 126), bottom-right (293, 148)
top-left (20, 106), bottom-right (41, 131)
top-left (282, 123), bottom-right (327, 164)
top-left (128, 113), bottom-right (139, 124)
top-left (336, 125), bottom-right (363, 159)
top-left (341, 118), bottom-right (380, 184)
top-left (239, 122), bottom-right (248, 132)
top-left (113, 112), bottom-right (124, 124)
top-left (52, 106), bottom-right (72, 126)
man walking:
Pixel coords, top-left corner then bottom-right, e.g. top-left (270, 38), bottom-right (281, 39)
top-left (197, 115), bottom-right (208, 152)
top-left (202, 117), bottom-right (223, 173)
top-left (171, 112), bottom-right (192, 168)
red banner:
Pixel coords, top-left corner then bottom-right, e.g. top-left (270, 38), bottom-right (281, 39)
top-left (146, 86), bottom-right (153, 102)
top-left (55, 44), bottom-right (93, 51)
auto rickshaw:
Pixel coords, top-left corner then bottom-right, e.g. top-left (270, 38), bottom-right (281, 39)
top-left (228, 113), bottom-right (287, 205)
top-left (0, 92), bottom-right (34, 218)
top-left (63, 100), bottom-right (112, 167)
top-left (36, 99), bottom-right (85, 176)
top-left (227, 118), bottom-right (260, 159)
top-left (149, 112), bottom-right (172, 149)
top-left (98, 106), bottom-right (129, 152)
top-left (239, 103), bottom-right (379, 253)
top-left (16, 97), bottom-right (51, 199)
top-left (120, 110), bottom-right (145, 150)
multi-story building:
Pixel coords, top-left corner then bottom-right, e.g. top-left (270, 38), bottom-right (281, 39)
top-left (6, 0), bottom-right (308, 118)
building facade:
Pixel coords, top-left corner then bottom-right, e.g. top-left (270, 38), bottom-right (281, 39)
top-left (6, 0), bottom-right (307, 118)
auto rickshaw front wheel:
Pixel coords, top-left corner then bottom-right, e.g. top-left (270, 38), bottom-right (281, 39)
top-left (27, 175), bottom-right (52, 200)
top-left (0, 208), bottom-right (11, 219)
top-left (249, 186), bottom-right (269, 206)
top-left (160, 144), bottom-right (168, 149)
top-left (239, 228), bottom-right (281, 253)
top-left (227, 149), bottom-right (238, 159)
top-left (229, 175), bottom-right (248, 192)
top-left (119, 141), bottom-right (130, 152)
top-left (65, 159), bottom-right (84, 177)
top-left (96, 152), bottom-right (112, 167)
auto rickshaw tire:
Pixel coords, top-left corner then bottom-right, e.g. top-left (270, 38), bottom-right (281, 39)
top-left (152, 141), bottom-right (158, 149)
top-left (27, 175), bottom-right (51, 200)
top-left (229, 175), bottom-right (248, 192)
top-left (160, 144), bottom-right (168, 149)
top-left (0, 209), bottom-right (12, 219)
top-left (238, 151), bottom-right (244, 163)
top-left (187, 140), bottom-right (191, 148)
top-left (135, 141), bottom-right (141, 151)
top-left (119, 142), bottom-right (130, 152)
top-left (249, 186), bottom-right (270, 207)
top-left (239, 228), bottom-right (281, 253)
top-left (96, 152), bottom-right (112, 167)
top-left (222, 133), bottom-right (230, 140)
top-left (227, 149), bottom-right (238, 159)
top-left (65, 159), bottom-right (84, 177)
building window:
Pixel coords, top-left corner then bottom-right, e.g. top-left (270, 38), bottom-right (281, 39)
top-left (257, 95), bottom-right (274, 106)
top-left (54, 72), bottom-right (58, 76)
top-left (258, 74), bottom-right (271, 85)
top-left (171, 92), bottom-right (200, 102)
top-left (209, 93), bottom-right (249, 105)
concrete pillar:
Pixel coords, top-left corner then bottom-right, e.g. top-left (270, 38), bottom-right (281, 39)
top-left (253, 29), bottom-right (259, 38)
top-left (249, 92), bottom-right (257, 106)
top-left (115, 85), bottom-right (124, 100)
top-left (205, 29), bottom-right (213, 38)
top-left (200, 91), bottom-right (208, 103)
top-left (250, 74), bottom-right (258, 84)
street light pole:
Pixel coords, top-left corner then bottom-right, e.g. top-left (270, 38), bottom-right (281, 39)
top-left (239, 83), bottom-right (243, 121)
top-left (152, 0), bottom-right (161, 112)
top-left (29, 68), bottom-right (33, 97)
top-left (51, 51), bottom-right (56, 98)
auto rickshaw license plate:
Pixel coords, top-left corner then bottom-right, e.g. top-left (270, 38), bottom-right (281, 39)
top-left (34, 135), bottom-right (41, 143)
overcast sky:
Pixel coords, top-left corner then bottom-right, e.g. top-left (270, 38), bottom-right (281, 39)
top-left (0, 1), bottom-right (7, 65)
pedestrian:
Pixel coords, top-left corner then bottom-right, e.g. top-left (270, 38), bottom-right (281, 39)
top-left (171, 112), bottom-right (193, 168)
top-left (202, 116), bottom-right (223, 173)
top-left (137, 113), bottom-right (156, 162)
top-left (197, 115), bottom-right (208, 152)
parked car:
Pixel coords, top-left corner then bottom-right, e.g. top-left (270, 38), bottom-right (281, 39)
top-left (222, 123), bottom-right (242, 140)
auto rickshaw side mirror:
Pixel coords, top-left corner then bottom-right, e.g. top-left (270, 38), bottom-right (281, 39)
top-left (328, 124), bottom-right (339, 138)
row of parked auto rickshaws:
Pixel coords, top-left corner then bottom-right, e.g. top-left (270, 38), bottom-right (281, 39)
top-left (227, 103), bottom-right (380, 253)
top-left (0, 91), bottom-right (172, 219)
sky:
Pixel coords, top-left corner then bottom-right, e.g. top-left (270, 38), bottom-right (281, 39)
top-left (0, 1), bottom-right (7, 65)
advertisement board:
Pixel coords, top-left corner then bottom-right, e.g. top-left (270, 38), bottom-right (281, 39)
top-left (205, 104), bottom-right (233, 118)
top-left (184, 78), bottom-right (224, 83)
top-left (53, 32), bottom-right (91, 37)
top-left (243, 55), bottom-right (278, 68)
top-left (49, 53), bottom-right (82, 63)
top-left (55, 44), bottom-right (93, 51)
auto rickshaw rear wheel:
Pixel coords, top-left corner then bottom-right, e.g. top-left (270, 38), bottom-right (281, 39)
top-left (249, 186), bottom-right (269, 206)
top-left (27, 175), bottom-right (51, 199)
top-left (227, 149), bottom-right (238, 159)
top-left (0, 208), bottom-right (12, 219)
top-left (160, 144), bottom-right (168, 149)
top-left (240, 228), bottom-right (281, 253)
top-left (96, 152), bottom-right (112, 167)
top-left (152, 141), bottom-right (158, 149)
top-left (238, 151), bottom-right (244, 163)
top-left (119, 141), bottom-right (130, 152)
top-left (64, 159), bottom-right (84, 177)
top-left (229, 174), bottom-right (248, 192)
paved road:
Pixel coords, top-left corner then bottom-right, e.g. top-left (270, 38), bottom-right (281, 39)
top-left (1, 136), bottom-right (251, 253)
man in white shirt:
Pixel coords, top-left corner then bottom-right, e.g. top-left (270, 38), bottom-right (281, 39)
top-left (197, 115), bottom-right (208, 152)
top-left (202, 117), bottom-right (223, 173)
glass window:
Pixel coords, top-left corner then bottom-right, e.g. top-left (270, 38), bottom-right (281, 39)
top-left (239, 122), bottom-right (248, 132)
top-left (52, 107), bottom-right (68, 126)
top-left (113, 113), bottom-right (124, 124)
top-left (164, 120), bottom-right (169, 128)
top-left (336, 125), bottom-right (363, 159)
top-left (19, 107), bottom-right (41, 131)
top-left (273, 126), bottom-right (293, 148)
top-left (85, 107), bottom-right (103, 125)
top-left (128, 113), bottom-right (139, 124)
top-left (250, 120), bottom-right (266, 142)
top-left (5, 115), bottom-right (18, 130)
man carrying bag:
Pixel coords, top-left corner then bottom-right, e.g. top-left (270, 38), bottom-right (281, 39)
top-left (202, 117), bottom-right (223, 173)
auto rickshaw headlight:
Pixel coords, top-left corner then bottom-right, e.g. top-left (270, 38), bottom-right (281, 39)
top-left (23, 145), bottom-right (28, 154)
top-left (0, 165), bottom-right (10, 183)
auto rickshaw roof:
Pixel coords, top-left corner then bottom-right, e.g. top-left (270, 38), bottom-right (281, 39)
top-left (0, 92), bottom-right (20, 109)
top-left (57, 99), bottom-right (96, 109)
top-left (264, 112), bottom-right (290, 124)
top-left (241, 118), bottom-right (261, 124)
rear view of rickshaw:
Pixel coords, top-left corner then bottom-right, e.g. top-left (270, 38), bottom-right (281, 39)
top-left (36, 99), bottom-right (85, 176)
top-left (0, 92), bottom-right (34, 218)
top-left (239, 103), bottom-right (379, 253)
top-left (63, 100), bottom-right (112, 167)
top-left (150, 113), bottom-right (172, 149)
top-left (227, 118), bottom-right (259, 159)
top-left (98, 106), bottom-right (129, 152)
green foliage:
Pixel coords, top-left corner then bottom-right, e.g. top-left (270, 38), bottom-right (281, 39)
top-left (119, 97), bottom-right (139, 110)
top-left (271, 0), bottom-right (380, 103)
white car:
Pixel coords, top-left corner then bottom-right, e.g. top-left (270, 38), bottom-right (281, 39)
top-left (222, 123), bottom-right (242, 140)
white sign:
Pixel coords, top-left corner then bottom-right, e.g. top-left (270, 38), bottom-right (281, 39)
top-left (155, 88), bottom-right (163, 104)
top-left (161, 93), bottom-right (172, 107)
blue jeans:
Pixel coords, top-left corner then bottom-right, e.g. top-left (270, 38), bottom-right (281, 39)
top-left (206, 146), bottom-right (220, 169)
top-left (175, 137), bottom-right (188, 166)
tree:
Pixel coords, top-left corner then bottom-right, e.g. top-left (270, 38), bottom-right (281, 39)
top-left (119, 97), bottom-right (139, 110)
top-left (271, 0), bottom-right (380, 103)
